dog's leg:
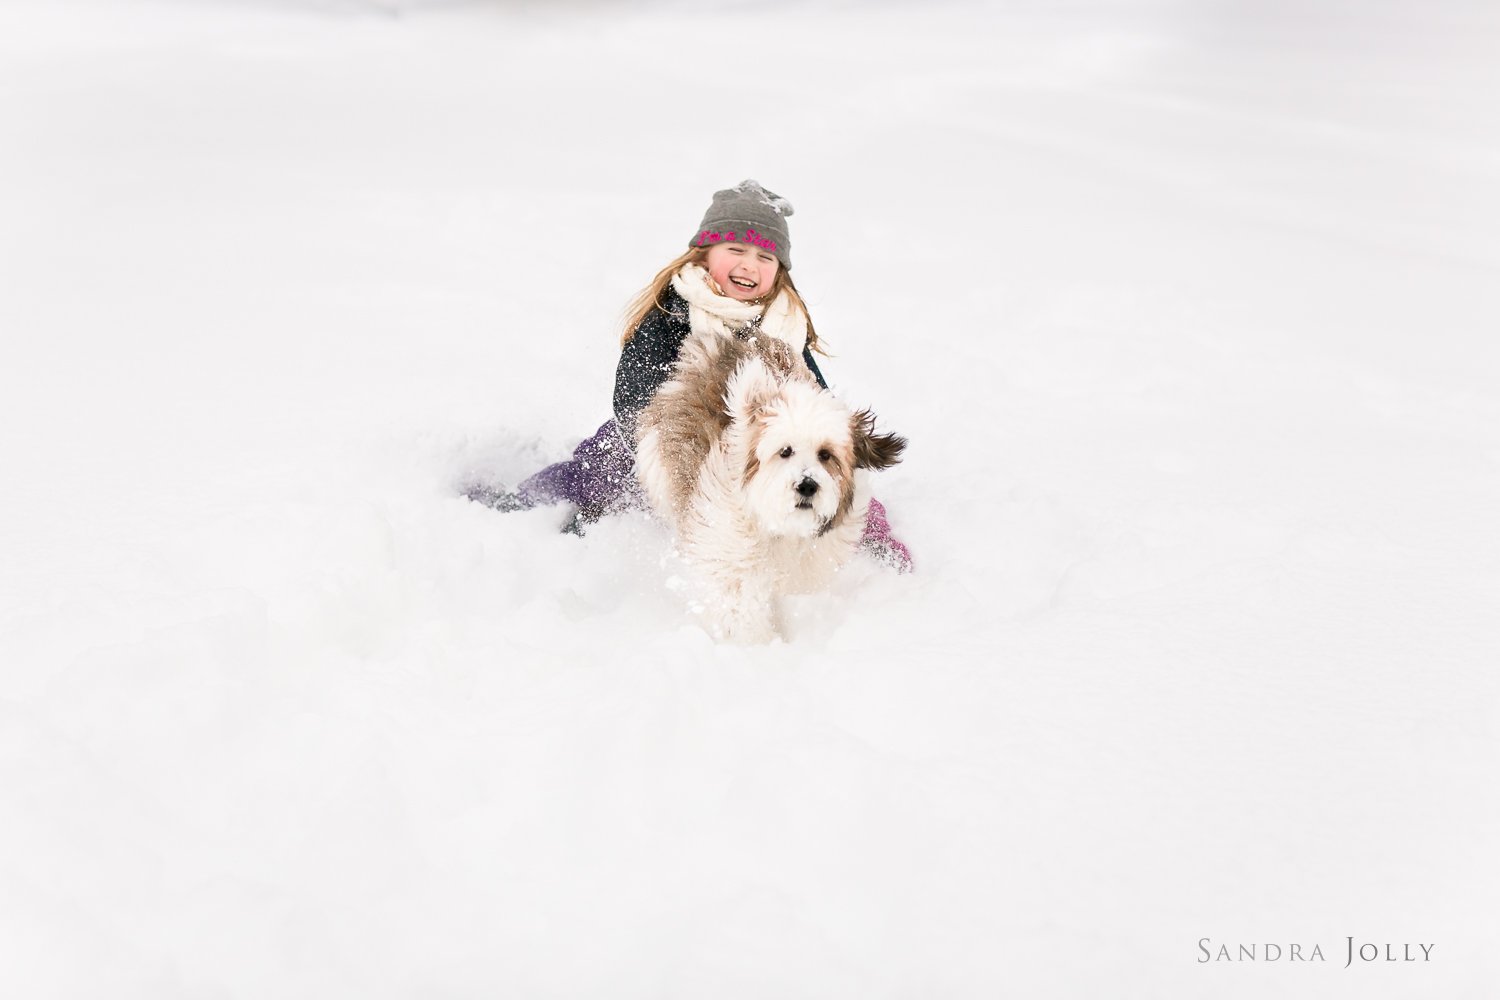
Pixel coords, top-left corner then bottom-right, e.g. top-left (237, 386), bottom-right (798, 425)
top-left (708, 578), bottom-right (778, 644)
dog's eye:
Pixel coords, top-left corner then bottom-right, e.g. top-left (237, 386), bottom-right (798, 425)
top-left (817, 449), bottom-right (832, 462)
top-left (778, 446), bottom-right (793, 459)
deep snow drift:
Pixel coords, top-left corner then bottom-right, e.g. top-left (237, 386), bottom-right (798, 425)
top-left (2, 0), bottom-right (1497, 997)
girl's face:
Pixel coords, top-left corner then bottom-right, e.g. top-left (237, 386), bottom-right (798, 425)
top-left (704, 241), bottom-right (780, 301)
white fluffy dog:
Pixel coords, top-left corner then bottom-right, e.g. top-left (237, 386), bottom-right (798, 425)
top-left (634, 332), bottom-right (905, 643)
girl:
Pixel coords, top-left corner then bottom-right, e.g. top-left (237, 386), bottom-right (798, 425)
top-left (468, 180), bottom-right (912, 571)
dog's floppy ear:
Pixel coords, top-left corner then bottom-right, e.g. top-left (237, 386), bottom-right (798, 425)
top-left (725, 356), bottom-right (780, 424)
top-left (850, 408), bottom-right (907, 470)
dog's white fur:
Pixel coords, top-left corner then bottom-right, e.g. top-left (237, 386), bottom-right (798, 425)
top-left (635, 331), bottom-right (904, 643)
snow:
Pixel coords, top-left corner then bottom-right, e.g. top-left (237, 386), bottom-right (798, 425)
top-left (2, 0), bottom-right (1497, 995)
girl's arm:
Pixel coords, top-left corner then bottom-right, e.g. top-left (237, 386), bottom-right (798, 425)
top-left (802, 346), bottom-right (828, 390)
top-left (613, 308), bottom-right (686, 430)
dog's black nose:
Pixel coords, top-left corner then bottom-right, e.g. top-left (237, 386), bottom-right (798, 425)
top-left (796, 478), bottom-right (819, 497)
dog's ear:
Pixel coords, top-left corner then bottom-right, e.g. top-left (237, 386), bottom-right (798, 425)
top-left (850, 409), bottom-right (907, 470)
top-left (726, 357), bottom-right (780, 424)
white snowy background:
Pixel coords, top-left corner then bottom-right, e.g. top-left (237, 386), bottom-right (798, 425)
top-left (2, 0), bottom-right (1497, 996)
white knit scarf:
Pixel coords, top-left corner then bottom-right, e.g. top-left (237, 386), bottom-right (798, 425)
top-left (670, 263), bottom-right (808, 355)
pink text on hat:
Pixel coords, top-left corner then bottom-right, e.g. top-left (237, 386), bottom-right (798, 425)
top-left (697, 228), bottom-right (777, 251)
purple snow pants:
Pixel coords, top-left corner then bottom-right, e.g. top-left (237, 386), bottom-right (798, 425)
top-left (517, 419), bottom-right (911, 570)
top-left (516, 420), bottom-right (640, 516)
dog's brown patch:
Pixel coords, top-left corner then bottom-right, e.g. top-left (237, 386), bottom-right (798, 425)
top-left (818, 439), bottom-right (858, 527)
top-left (637, 337), bottom-right (740, 515)
top-left (751, 335), bottom-right (800, 379)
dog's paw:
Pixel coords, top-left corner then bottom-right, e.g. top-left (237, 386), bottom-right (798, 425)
top-left (709, 599), bottom-right (779, 645)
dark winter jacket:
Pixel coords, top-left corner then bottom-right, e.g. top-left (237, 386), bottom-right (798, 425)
top-left (613, 286), bottom-right (827, 431)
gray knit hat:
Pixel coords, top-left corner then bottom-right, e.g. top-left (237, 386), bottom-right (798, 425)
top-left (689, 179), bottom-right (795, 269)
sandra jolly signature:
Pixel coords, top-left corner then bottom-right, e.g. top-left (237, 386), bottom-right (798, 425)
top-left (1198, 937), bottom-right (1435, 967)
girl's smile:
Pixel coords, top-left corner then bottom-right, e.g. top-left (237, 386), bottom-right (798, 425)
top-left (704, 241), bottom-right (779, 301)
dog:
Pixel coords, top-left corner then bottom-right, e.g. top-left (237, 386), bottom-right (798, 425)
top-left (634, 331), bottom-right (906, 643)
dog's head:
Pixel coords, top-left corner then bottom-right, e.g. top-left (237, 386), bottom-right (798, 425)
top-left (740, 379), bottom-right (906, 538)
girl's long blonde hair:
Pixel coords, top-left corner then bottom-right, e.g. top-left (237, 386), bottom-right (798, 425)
top-left (620, 246), bottom-right (826, 356)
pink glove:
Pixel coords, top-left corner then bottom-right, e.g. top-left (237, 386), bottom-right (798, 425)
top-left (860, 497), bottom-right (913, 573)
